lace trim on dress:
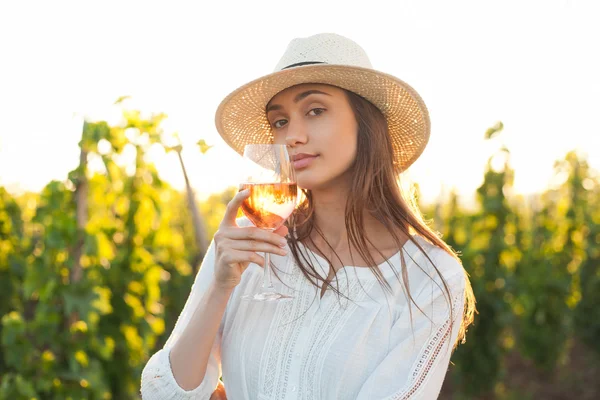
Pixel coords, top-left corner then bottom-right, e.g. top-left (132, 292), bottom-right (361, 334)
top-left (391, 290), bottom-right (465, 400)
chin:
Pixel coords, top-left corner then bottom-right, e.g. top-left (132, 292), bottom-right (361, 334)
top-left (295, 166), bottom-right (350, 192)
top-left (295, 173), bottom-right (321, 191)
top-left (295, 179), bottom-right (317, 191)
top-left (295, 175), bottom-right (333, 192)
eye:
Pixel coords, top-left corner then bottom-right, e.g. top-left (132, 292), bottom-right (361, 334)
top-left (307, 108), bottom-right (326, 116)
top-left (272, 119), bottom-right (288, 129)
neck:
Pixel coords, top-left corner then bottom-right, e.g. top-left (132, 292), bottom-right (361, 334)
top-left (311, 189), bottom-right (348, 250)
top-left (308, 184), bottom-right (385, 252)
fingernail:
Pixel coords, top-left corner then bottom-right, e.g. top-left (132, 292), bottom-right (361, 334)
top-left (279, 239), bottom-right (287, 247)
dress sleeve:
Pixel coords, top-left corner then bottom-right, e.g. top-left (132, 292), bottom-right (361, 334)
top-left (356, 250), bottom-right (467, 400)
top-left (140, 232), bottom-right (225, 399)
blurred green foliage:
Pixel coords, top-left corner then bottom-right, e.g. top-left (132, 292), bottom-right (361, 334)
top-left (0, 113), bottom-right (598, 399)
top-left (428, 128), bottom-right (600, 398)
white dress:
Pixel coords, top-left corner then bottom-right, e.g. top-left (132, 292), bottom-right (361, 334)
top-left (141, 218), bottom-right (467, 400)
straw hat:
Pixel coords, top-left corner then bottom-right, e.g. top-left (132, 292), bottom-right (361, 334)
top-left (215, 33), bottom-right (430, 172)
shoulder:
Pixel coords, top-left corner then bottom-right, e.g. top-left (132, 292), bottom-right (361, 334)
top-left (409, 236), bottom-right (466, 294)
top-left (399, 237), bottom-right (468, 325)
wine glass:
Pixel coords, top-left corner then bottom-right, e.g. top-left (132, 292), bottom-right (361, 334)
top-left (239, 144), bottom-right (297, 302)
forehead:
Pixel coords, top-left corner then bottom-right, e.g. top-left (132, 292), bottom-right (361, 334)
top-left (268, 83), bottom-right (344, 105)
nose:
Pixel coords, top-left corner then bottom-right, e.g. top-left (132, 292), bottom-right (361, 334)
top-left (283, 119), bottom-right (308, 148)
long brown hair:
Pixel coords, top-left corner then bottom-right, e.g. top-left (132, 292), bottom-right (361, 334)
top-left (282, 88), bottom-right (476, 350)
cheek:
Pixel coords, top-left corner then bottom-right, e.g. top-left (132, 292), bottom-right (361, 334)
top-left (317, 113), bottom-right (357, 149)
top-left (272, 131), bottom-right (286, 145)
top-left (323, 121), bottom-right (357, 165)
top-left (329, 137), bottom-right (356, 167)
top-left (314, 127), bottom-right (357, 179)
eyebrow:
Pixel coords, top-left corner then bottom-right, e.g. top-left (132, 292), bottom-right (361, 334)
top-left (266, 90), bottom-right (331, 113)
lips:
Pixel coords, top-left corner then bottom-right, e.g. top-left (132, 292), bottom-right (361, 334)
top-left (292, 153), bottom-right (318, 169)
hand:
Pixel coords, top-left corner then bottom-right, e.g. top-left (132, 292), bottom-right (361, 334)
top-left (213, 189), bottom-right (289, 290)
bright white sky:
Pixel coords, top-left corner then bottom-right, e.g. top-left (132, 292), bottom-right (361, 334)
top-left (0, 0), bottom-right (598, 207)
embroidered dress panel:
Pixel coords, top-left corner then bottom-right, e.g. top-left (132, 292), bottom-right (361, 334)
top-left (141, 217), bottom-right (467, 400)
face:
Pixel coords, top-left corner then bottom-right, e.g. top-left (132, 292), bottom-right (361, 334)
top-left (266, 84), bottom-right (358, 191)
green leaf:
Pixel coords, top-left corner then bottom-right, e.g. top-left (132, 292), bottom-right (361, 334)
top-left (484, 121), bottom-right (504, 140)
top-left (166, 144), bottom-right (183, 153)
top-left (114, 95), bottom-right (132, 105)
top-left (197, 139), bottom-right (213, 154)
top-left (62, 286), bottom-right (97, 317)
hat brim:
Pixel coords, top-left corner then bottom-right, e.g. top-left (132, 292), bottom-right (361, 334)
top-left (215, 64), bottom-right (430, 172)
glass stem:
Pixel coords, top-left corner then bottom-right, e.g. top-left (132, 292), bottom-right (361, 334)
top-left (263, 251), bottom-right (275, 292)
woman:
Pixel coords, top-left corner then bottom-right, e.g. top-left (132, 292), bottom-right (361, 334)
top-left (141, 33), bottom-right (476, 399)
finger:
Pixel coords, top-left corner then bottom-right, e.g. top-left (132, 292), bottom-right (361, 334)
top-left (230, 240), bottom-right (288, 256)
top-left (221, 189), bottom-right (250, 227)
top-left (226, 227), bottom-right (288, 247)
top-left (274, 224), bottom-right (289, 237)
top-left (221, 249), bottom-right (265, 267)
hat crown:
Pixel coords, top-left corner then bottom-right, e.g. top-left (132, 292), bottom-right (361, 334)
top-left (273, 33), bottom-right (373, 72)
